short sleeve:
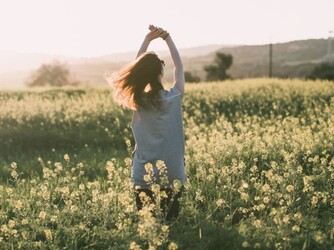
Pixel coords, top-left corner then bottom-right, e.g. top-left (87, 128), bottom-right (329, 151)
top-left (160, 86), bottom-right (182, 100)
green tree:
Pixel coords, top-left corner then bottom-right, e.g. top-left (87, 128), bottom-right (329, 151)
top-left (27, 61), bottom-right (79, 87)
top-left (204, 52), bottom-right (233, 81)
top-left (184, 71), bottom-right (201, 83)
top-left (308, 63), bottom-right (334, 81)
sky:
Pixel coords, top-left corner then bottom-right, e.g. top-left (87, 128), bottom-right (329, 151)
top-left (0, 0), bottom-right (333, 57)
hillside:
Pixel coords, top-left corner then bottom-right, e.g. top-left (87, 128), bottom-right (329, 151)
top-left (217, 39), bottom-right (333, 79)
top-left (183, 39), bottom-right (333, 80)
top-left (0, 38), bottom-right (333, 88)
top-left (0, 44), bottom-right (226, 88)
top-left (73, 39), bottom-right (333, 85)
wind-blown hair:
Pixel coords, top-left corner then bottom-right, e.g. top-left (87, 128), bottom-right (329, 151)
top-left (106, 52), bottom-right (164, 110)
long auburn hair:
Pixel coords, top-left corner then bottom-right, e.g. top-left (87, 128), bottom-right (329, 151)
top-left (107, 52), bottom-right (164, 110)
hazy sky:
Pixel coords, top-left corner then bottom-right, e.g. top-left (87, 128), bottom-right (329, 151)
top-left (0, 0), bottom-right (333, 57)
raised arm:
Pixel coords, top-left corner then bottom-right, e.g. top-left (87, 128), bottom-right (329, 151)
top-left (149, 25), bottom-right (185, 94)
top-left (136, 37), bottom-right (150, 59)
top-left (164, 34), bottom-right (185, 95)
top-left (136, 25), bottom-right (165, 59)
top-left (146, 25), bottom-right (184, 94)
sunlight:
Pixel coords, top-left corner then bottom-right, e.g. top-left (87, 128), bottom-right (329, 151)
top-left (0, 0), bottom-right (333, 57)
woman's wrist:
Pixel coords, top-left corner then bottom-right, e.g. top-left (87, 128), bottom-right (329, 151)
top-left (162, 32), bottom-right (170, 40)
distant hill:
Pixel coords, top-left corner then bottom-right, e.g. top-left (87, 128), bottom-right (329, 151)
top-left (0, 44), bottom-right (228, 88)
top-left (104, 39), bottom-right (333, 82)
top-left (182, 39), bottom-right (334, 81)
top-left (214, 39), bottom-right (333, 79)
top-left (0, 39), bottom-right (333, 88)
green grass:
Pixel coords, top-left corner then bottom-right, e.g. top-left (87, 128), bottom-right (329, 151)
top-left (0, 78), bottom-right (334, 249)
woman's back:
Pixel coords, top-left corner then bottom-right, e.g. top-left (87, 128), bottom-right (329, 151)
top-left (131, 87), bottom-right (186, 188)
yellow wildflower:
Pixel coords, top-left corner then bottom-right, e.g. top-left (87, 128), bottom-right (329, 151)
top-left (286, 185), bottom-right (294, 193)
top-left (311, 196), bottom-right (318, 206)
top-left (1, 225), bottom-right (8, 233)
top-left (39, 211), bottom-right (46, 220)
top-left (242, 241), bottom-right (250, 248)
top-left (64, 154), bottom-right (70, 161)
top-left (161, 225), bottom-right (169, 233)
top-left (8, 220), bottom-right (16, 228)
top-left (292, 225), bottom-right (300, 232)
top-left (145, 163), bottom-right (153, 173)
top-left (294, 212), bottom-right (302, 220)
top-left (15, 200), bottom-right (23, 210)
top-left (263, 196), bottom-right (270, 204)
top-left (168, 242), bottom-right (178, 250)
top-left (21, 219), bottom-right (28, 225)
top-left (11, 162), bottom-right (17, 169)
top-left (240, 192), bottom-right (249, 201)
top-left (50, 216), bottom-right (57, 222)
top-left (21, 230), bottom-right (28, 240)
top-left (216, 199), bottom-right (224, 207)
top-left (11, 170), bottom-right (18, 179)
top-left (44, 229), bottom-right (53, 241)
top-left (130, 241), bottom-right (141, 250)
top-left (253, 219), bottom-right (262, 228)
top-left (262, 184), bottom-right (271, 192)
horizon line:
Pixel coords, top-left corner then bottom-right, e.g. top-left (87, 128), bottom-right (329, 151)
top-left (0, 36), bottom-right (329, 59)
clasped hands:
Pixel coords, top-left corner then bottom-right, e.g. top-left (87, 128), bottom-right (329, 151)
top-left (146, 25), bottom-right (169, 41)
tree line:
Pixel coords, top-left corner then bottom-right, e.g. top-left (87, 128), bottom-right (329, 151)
top-left (27, 52), bottom-right (334, 87)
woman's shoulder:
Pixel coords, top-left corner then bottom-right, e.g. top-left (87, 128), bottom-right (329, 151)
top-left (160, 86), bottom-right (182, 100)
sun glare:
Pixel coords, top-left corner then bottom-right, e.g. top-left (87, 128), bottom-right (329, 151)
top-left (0, 0), bottom-right (333, 57)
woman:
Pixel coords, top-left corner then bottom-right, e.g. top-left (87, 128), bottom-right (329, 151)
top-left (109, 25), bottom-right (186, 221)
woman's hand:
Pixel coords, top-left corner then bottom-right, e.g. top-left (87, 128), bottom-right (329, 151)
top-left (148, 25), bottom-right (169, 40)
top-left (145, 25), bottom-right (165, 42)
top-left (136, 25), bottom-right (169, 59)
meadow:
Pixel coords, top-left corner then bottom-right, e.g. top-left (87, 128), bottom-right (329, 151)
top-left (0, 78), bottom-right (334, 249)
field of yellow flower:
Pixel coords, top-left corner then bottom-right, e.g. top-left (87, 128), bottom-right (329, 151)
top-left (1, 78), bottom-right (334, 249)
